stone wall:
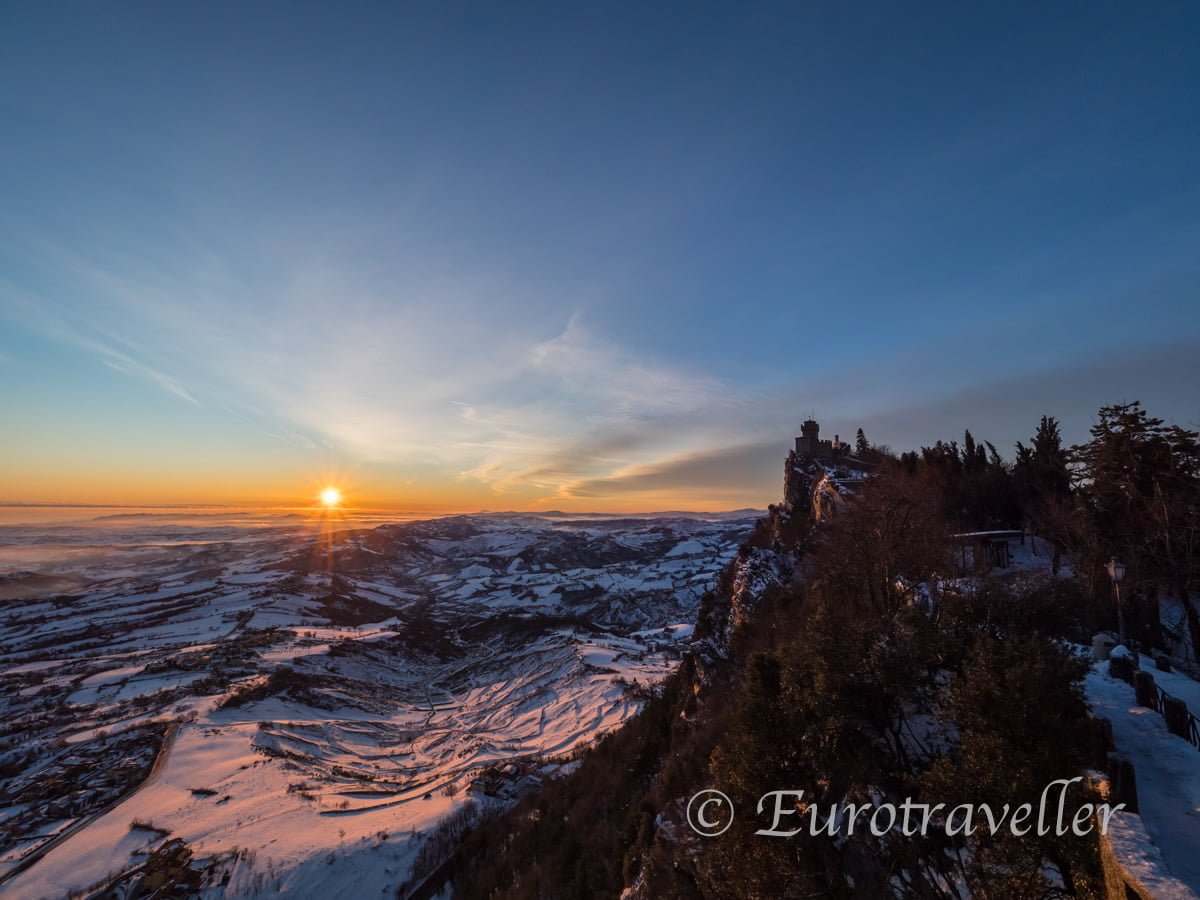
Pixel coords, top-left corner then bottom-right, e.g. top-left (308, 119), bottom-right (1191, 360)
top-left (1098, 809), bottom-right (1197, 899)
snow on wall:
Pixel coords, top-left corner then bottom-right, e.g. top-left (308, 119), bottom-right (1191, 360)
top-left (1100, 810), bottom-right (1199, 899)
top-left (1086, 661), bottom-right (1200, 895)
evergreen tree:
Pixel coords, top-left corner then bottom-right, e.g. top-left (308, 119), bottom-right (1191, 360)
top-left (1032, 416), bottom-right (1070, 493)
top-left (1014, 415), bottom-right (1073, 572)
top-left (1071, 402), bottom-right (1200, 650)
top-left (855, 427), bottom-right (870, 456)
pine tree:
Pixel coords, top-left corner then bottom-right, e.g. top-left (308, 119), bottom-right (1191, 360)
top-left (1031, 416), bottom-right (1070, 498)
top-left (1013, 416), bottom-right (1073, 572)
top-left (855, 427), bottom-right (869, 456)
top-left (1071, 402), bottom-right (1200, 649)
top-left (963, 430), bottom-right (978, 471)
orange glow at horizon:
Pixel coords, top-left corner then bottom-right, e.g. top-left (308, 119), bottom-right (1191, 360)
top-left (1, 456), bottom-right (766, 515)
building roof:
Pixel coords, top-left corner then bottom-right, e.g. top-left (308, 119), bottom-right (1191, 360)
top-left (950, 530), bottom-right (1024, 540)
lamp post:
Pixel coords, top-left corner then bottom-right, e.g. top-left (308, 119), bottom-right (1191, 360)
top-left (1106, 557), bottom-right (1127, 646)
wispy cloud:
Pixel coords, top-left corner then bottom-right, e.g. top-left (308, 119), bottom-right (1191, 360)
top-left (0, 239), bottom-right (767, 501)
top-left (557, 441), bottom-right (783, 502)
top-left (528, 314), bottom-right (733, 416)
top-left (91, 342), bottom-right (199, 405)
top-left (0, 270), bottom-right (200, 406)
top-left (457, 316), bottom-right (749, 495)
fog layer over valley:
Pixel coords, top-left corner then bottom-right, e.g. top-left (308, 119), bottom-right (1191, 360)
top-left (0, 511), bottom-right (756, 897)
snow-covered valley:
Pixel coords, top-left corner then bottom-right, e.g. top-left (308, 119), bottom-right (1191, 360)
top-left (0, 511), bottom-right (756, 898)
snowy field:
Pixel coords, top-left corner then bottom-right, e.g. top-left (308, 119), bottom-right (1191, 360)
top-left (0, 511), bottom-right (754, 897)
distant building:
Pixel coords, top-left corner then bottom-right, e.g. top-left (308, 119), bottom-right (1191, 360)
top-left (785, 418), bottom-right (874, 514)
top-left (794, 419), bottom-right (845, 462)
top-left (952, 530), bottom-right (1025, 573)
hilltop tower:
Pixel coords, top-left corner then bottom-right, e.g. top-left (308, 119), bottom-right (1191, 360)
top-left (794, 418), bottom-right (836, 461)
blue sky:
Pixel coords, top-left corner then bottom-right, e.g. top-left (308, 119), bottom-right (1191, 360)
top-left (1, 3), bottom-right (1198, 509)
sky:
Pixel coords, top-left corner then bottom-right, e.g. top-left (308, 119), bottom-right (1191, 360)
top-left (1, 2), bottom-right (1198, 512)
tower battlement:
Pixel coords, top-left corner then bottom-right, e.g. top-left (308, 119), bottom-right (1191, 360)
top-left (794, 419), bottom-right (843, 462)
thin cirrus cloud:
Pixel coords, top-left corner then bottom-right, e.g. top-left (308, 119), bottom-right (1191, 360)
top-left (458, 317), bottom-right (749, 494)
top-left (558, 440), bottom-right (784, 502)
top-left (242, 307), bottom-right (746, 489)
top-left (0, 272), bottom-right (198, 407)
top-left (91, 342), bottom-right (198, 407)
top-left (3, 247), bottom-right (761, 503)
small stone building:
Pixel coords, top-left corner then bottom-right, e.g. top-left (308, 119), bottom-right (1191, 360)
top-left (952, 530), bottom-right (1025, 573)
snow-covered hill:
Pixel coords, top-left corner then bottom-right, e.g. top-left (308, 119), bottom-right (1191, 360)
top-left (0, 511), bottom-right (755, 897)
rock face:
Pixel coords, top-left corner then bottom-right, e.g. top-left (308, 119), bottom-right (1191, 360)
top-left (614, 450), bottom-right (839, 900)
top-left (788, 447), bottom-right (871, 522)
top-left (691, 442), bottom-right (879, 696)
top-left (693, 545), bottom-right (793, 665)
top-left (727, 547), bottom-right (789, 633)
top-left (812, 468), bottom-right (850, 521)
top-left (690, 449), bottom-right (826, 672)
top-left (783, 449), bottom-right (816, 510)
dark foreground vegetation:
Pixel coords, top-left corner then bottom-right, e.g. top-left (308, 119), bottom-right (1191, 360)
top-left (445, 401), bottom-right (1199, 899)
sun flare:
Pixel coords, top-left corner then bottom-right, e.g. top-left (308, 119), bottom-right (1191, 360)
top-left (320, 486), bottom-right (342, 508)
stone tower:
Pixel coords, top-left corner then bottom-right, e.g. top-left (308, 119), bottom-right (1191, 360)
top-left (795, 418), bottom-right (839, 461)
top-left (795, 418), bottom-right (821, 457)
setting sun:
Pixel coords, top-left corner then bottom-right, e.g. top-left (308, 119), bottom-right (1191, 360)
top-left (320, 487), bottom-right (342, 508)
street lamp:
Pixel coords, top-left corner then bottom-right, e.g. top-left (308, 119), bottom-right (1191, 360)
top-left (1106, 557), bottom-right (1127, 645)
